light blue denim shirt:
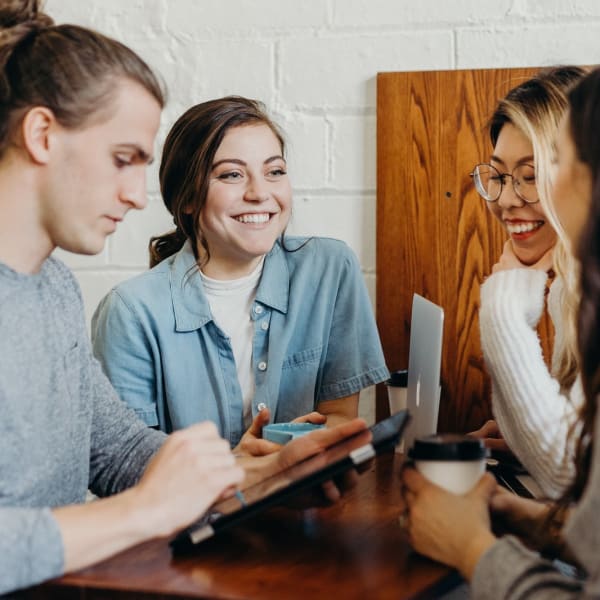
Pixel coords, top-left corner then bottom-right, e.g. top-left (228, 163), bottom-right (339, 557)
top-left (92, 237), bottom-right (389, 446)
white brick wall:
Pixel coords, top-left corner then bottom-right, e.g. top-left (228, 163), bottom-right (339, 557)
top-left (45, 0), bottom-right (600, 423)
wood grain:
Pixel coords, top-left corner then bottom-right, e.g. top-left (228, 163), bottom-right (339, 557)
top-left (376, 68), bottom-right (554, 432)
top-left (22, 454), bottom-right (459, 600)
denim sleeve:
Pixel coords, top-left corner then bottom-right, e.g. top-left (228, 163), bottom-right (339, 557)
top-left (317, 244), bottom-right (389, 401)
top-left (91, 289), bottom-right (160, 427)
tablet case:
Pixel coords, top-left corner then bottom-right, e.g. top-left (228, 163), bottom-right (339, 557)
top-left (171, 410), bottom-right (410, 552)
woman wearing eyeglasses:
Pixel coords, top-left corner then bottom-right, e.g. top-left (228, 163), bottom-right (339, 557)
top-left (470, 66), bottom-right (587, 498)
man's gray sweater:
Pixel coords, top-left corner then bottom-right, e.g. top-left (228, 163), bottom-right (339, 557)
top-left (0, 257), bottom-right (165, 594)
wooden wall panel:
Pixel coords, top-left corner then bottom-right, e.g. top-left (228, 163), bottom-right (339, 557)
top-left (376, 67), bottom-right (554, 432)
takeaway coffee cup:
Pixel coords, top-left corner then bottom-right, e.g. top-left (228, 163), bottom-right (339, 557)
top-left (386, 370), bottom-right (408, 452)
top-left (408, 434), bottom-right (489, 494)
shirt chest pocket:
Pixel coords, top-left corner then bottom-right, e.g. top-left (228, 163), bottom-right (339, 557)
top-left (281, 344), bottom-right (323, 370)
top-left (278, 345), bottom-right (323, 420)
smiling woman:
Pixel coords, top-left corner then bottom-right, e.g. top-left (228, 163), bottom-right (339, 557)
top-left (480, 122), bottom-right (557, 265)
top-left (400, 64), bottom-right (600, 600)
top-left (198, 122), bottom-right (292, 278)
top-left (470, 66), bottom-right (588, 498)
top-left (91, 96), bottom-right (389, 453)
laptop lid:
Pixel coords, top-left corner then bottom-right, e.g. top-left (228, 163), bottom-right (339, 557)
top-left (404, 293), bottom-right (444, 450)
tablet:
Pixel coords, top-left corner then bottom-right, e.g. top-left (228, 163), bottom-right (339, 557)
top-left (171, 410), bottom-right (410, 553)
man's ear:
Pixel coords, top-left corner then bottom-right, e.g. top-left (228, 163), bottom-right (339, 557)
top-left (21, 106), bottom-right (56, 165)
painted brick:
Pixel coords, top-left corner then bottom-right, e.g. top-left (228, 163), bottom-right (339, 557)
top-left (73, 270), bottom-right (143, 332)
top-left (330, 115), bottom-right (376, 190)
top-left (332, 0), bottom-right (514, 27)
top-left (164, 38), bottom-right (275, 112)
top-left (52, 247), bottom-right (108, 270)
top-left (48, 0), bottom-right (167, 38)
top-left (287, 195), bottom-right (376, 271)
top-left (164, 0), bottom-right (328, 35)
top-left (276, 113), bottom-right (328, 189)
top-left (509, 0), bottom-right (591, 19)
top-left (109, 195), bottom-right (173, 267)
top-left (457, 24), bottom-right (600, 68)
top-left (364, 273), bottom-right (377, 312)
top-left (280, 32), bottom-right (453, 109)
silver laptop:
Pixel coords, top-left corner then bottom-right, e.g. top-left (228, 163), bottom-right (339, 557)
top-left (404, 294), bottom-right (444, 451)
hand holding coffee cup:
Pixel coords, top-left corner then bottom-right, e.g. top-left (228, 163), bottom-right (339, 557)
top-left (408, 434), bottom-right (489, 494)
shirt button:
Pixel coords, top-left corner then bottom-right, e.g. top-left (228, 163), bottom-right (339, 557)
top-left (257, 402), bottom-right (267, 412)
top-left (258, 361), bottom-right (267, 371)
top-left (261, 321), bottom-right (269, 331)
top-left (254, 305), bottom-right (264, 315)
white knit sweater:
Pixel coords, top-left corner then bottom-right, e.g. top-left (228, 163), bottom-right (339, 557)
top-left (479, 269), bottom-right (582, 498)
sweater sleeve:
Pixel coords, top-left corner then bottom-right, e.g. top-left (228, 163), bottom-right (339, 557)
top-left (87, 354), bottom-right (166, 496)
top-left (479, 269), bottom-right (580, 498)
top-left (472, 536), bottom-right (586, 599)
top-left (472, 406), bottom-right (600, 598)
top-left (0, 508), bottom-right (64, 594)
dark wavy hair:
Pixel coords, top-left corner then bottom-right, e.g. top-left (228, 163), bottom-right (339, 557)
top-left (0, 0), bottom-right (165, 158)
top-left (537, 69), bottom-right (600, 557)
top-left (563, 68), bottom-right (600, 505)
top-left (150, 96), bottom-right (287, 268)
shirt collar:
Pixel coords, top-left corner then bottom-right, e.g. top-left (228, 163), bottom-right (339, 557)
top-left (170, 239), bottom-right (289, 332)
top-left (256, 241), bottom-right (289, 314)
top-left (170, 240), bottom-right (212, 332)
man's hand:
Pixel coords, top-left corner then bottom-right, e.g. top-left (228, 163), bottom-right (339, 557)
top-left (133, 422), bottom-right (244, 537)
top-left (54, 421), bottom-right (244, 574)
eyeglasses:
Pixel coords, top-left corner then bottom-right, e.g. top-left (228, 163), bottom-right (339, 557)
top-left (470, 163), bottom-right (539, 204)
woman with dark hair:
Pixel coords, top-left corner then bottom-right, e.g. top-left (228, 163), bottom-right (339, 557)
top-left (470, 66), bottom-right (587, 498)
top-left (401, 66), bottom-right (600, 597)
top-left (92, 96), bottom-right (388, 453)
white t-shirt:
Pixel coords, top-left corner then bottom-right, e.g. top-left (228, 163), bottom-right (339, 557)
top-left (200, 260), bottom-right (264, 428)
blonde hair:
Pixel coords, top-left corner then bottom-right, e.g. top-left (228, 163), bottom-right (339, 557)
top-left (490, 66), bottom-right (588, 390)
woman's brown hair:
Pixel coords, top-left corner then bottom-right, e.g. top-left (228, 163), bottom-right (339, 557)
top-left (150, 96), bottom-right (285, 268)
top-left (537, 69), bottom-right (600, 557)
top-left (0, 0), bottom-right (165, 158)
top-left (561, 68), bottom-right (600, 505)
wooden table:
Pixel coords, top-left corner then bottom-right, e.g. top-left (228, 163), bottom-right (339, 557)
top-left (23, 453), bottom-right (461, 600)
